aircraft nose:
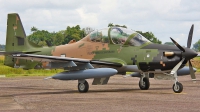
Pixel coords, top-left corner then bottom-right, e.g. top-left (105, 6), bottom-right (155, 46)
top-left (183, 48), bottom-right (198, 60)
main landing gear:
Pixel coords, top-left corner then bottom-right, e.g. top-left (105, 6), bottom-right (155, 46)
top-left (139, 73), bottom-right (150, 90)
top-left (78, 80), bottom-right (89, 93)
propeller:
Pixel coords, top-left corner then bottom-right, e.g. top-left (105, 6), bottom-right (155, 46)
top-left (187, 24), bottom-right (196, 80)
top-left (170, 37), bottom-right (185, 52)
top-left (187, 24), bottom-right (194, 48)
top-left (170, 24), bottom-right (197, 81)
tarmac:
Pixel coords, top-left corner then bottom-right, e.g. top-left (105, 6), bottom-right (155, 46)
top-left (0, 75), bottom-right (200, 112)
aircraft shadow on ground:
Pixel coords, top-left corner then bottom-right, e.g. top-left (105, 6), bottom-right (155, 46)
top-left (0, 86), bottom-right (173, 98)
top-left (0, 86), bottom-right (65, 91)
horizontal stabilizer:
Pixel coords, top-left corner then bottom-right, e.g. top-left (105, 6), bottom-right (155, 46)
top-left (0, 51), bottom-right (41, 55)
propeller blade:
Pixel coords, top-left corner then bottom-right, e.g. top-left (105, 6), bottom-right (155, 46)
top-left (188, 60), bottom-right (196, 80)
top-left (187, 24), bottom-right (194, 48)
top-left (170, 58), bottom-right (185, 75)
top-left (170, 37), bottom-right (185, 52)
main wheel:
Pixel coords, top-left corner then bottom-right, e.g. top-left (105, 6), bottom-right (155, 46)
top-left (139, 77), bottom-right (150, 90)
top-left (78, 81), bottom-right (89, 93)
top-left (172, 82), bottom-right (183, 93)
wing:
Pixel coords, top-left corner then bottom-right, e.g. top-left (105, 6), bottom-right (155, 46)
top-left (12, 53), bottom-right (124, 84)
top-left (12, 53), bottom-right (141, 73)
top-left (12, 54), bottom-right (122, 69)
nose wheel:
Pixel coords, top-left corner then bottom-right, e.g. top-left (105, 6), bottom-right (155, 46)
top-left (172, 82), bottom-right (183, 93)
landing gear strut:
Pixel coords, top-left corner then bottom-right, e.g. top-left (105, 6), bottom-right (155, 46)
top-left (170, 58), bottom-right (185, 93)
top-left (139, 73), bottom-right (150, 90)
top-left (172, 72), bottom-right (183, 93)
top-left (78, 80), bottom-right (89, 93)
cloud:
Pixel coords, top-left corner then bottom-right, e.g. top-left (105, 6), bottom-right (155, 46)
top-left (76, 8), bottom-right (98, 27)
top-left (99, 0), bottom-right (118, 12)
top-left (0, 31), bottom-right (6, 45)
top-left (0, 0), bottom-right (200, 47)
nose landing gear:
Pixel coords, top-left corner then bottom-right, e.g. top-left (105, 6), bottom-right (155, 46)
top-left (172, 82), bottom-right (183, 93)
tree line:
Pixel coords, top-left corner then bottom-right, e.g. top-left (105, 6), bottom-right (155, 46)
top-left (28, 25), bottom-right (88, 46)
top-left (28, 23), bottom-right (162, 47)
top-left (2, 23), bottom-right (199, 51)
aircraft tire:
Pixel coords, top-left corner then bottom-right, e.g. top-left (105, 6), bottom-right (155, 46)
top-left (139, 77), bottom-right (150, 90)
top-left (172, 82), bottom-right (183, 93)
top-left (78, 81), bottom-right (89, 93)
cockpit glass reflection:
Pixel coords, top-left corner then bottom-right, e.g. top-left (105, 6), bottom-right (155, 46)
top-left (89, 27), bottom-right (151, 46)
top-left (128, 33), bottom-right (150, 46)
top-left (90, 28), bottom-right (109, 43)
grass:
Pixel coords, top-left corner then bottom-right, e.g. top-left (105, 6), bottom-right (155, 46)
top-left (0, 56), bottom-right (63, 77)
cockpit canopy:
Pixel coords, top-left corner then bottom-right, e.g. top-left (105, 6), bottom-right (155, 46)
top-left (89, 27), bottom-right (150, 46)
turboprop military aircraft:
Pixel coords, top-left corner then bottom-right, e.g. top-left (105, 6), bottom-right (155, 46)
top-left (0, 13), bottom-right (198, 93)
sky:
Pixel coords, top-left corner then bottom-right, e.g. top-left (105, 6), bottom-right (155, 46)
top-left (0, 0), bottom-right (200, 47)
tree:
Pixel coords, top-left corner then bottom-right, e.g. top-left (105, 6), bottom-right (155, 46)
top-left (108, 23), bottom-right (114, 27)
top-left (0, 44), bottom-right (5, 51)
top-left (31, 26), bottom-right (38, 32)
top-left (27, 25), bottom-right (85, 46)
top-left (28, 28), bottom-right (55, 46)
top-left (193, 39), bottom-right (200, 51)
top-left (82, 27), bottom-right (95, 36)
top-left (136, 31), bottom-right (162, 44)
top-left (53, 32), bottom-right (64, 46)
top-left (164, 42), bottom-right (174, 46)
top-left (63, 25), bottom-right (84, 44)
top-left (121, 25), bottom-right (127, 28)
top-left (108, 23), bottom-right (127, 28)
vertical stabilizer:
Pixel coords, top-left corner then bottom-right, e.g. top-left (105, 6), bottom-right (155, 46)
top-left (4, 13), bottom-right (35, 67)
top-left (6, 13), bottom-right (27, 52)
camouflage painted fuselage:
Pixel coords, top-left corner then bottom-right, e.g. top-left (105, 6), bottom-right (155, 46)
top-left (10, 37), bottom-right (183, 73)
top-left (4, 13), bottom-right (184, 73)
top-left (48, 37), bottom-right (183, 72)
